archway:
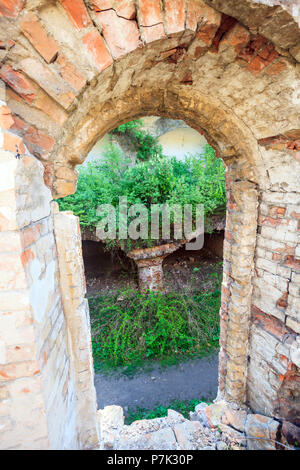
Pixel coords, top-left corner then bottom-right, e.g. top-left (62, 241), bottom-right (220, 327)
top-left (0, 0), bottom-right (299, 450)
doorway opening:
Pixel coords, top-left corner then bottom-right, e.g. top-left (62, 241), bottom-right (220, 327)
top-left (57, 116), bottom-right (226, 423)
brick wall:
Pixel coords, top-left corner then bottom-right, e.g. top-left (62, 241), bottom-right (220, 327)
top-left (0, 0), bottom-right (299, 450)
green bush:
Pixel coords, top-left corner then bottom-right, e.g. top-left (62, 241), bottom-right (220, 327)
top-left (57, 142), bottom-right (226, 250)
top-left (89, 273), bottom-right (221, 371)
top-left (111, 119), bottom-right (163, 161)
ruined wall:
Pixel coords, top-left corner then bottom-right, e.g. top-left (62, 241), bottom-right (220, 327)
top-left (0, 0), bottom-right (299, 449)
top-left (0, 143), bottom-right (79, 449)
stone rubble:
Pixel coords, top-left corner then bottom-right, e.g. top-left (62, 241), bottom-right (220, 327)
top-left (97, 400), bottom-right (298, 450)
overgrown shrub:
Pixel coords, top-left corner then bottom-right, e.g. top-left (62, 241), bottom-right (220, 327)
top-left (57, 141), bottom-right (226, 251)
top-left (89, 272), bottom-right (221, 370)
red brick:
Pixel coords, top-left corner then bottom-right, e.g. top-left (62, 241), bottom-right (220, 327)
top-left (259, 215), bottom-right (286, 227)
top-left (83, 29), bottom-right (113, 71)
top-left (270, 206), bottom-right (286, 217)
top-left (186, 0), bottom-right (204, 31)
top-left (21, 248), bottom-right (35, 267)
top-left (251, 305), bottom-right (293, 341)
top-left (59, 0), bottom-right (91, 30)
top-left (283, 255), bottom-right (300, 270)
top-left (276, 292), bottom-right (288, 309)
top-left (138, 0), bottom-right (165, 42)
top-left (228, 202), bottom-right (237, 210)
top-left (11, 114), bottom-right (26, 133)
top-left (225, 230), bottom-right (232, 241)
top-left (0, 0), bottom-right (24, 18)
top-left (20, 12), bottom-right (59, 63)
top-left (229, 24), bottom-right (250, 49)
top-left (0, 64), bottom-right (36, 103)
top-left (3, 132), bottom-right (25, 154)
top-left (6, 87), bottom-right (23, 102)
top-left (181, 72), bottom-right (193, 85)
top-left (142, 23), bottom-right (165, 43)
top-left (21, 225), bottom-right (40, 249)
top-left (93, 0), bottom-right (136, 20)
top-left (25, 126), bottom-right (55, 153)
top-left (164, 0), bottom-right (185, 35)
top-left (166, 46), bottom-right (186, 64)
top-left (56, 54), bottom-right (86, 92)
top-left (0, 105), bottom-right (14, 130)
top-left (211, 14), bottom-right (237, 52)
top-left (286, 139), bottom-right (300, 151)
top-left (265, 59), bottom-right (286, 76)
top-left (290, 211), bottom-right (300, 219)
top-left (275, 244), bottom-right (295, 256)
top-left (237, 34), bottom-right (267, 63)
top-left (246, 55), bottom-right (267, 75)
top-left (95, 9), bottom-right (141, 59)
top-left (0, 39), bottom-right (14, 49)
top-left (272, 253), bottom-right (282, 261)
top-left (34, 92), bottom-right (68, 125)
top-left (257, 43), bottom-right (278, 62)
top-left (138, 0), bottom-right (163, 26)
top-left (20, 58), bottom-right (76, 109)
top-left (43, 162), bottom-right (54, 188)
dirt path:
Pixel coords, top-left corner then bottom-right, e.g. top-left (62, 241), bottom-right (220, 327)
top-left (94, 352), bottom-right (219, 413)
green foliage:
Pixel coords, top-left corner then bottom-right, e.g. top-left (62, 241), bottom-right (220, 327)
top-left (111, 119), bottom-right (163, 161)
top-left (89, 271), bottom-right (221, 371)
top-left (125, 398), bottom-right (212, 425)
top-left (57, 143), bottom-right (226, 250)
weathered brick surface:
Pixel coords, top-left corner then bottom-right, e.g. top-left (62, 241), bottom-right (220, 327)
top-left (53, 209), bottom-right (99, 449)
top-left (82, 29), bottom-right (113, 71)
top-left (20, 12), bottom-right (59, 64)
top-left (95, 9), bottom-right (141, 59)
top-left (59, 0), bottom-right (91, 31)
top-left (0, 0), bottom-right (299, 450)
top-left (0, 0), bottom-right (24, 18)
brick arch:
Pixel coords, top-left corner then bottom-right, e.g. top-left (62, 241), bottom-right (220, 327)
top-left (0, 0), bottom-right (299, 450)
top-left (51, 85), bottom-right (261, 197)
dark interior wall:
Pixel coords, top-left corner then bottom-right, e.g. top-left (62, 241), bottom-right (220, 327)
top-left (82, 231), bottom-right (224, 278)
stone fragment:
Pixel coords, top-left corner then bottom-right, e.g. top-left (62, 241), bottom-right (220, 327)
top-left (245, 414), bottom-right (279, 450)
top-left (222, 406), bottom-right (247, 432)
top-left (216, 440), bottom-right (227, 450)
top-left (173, 421), bottom-right (201, 450)
top-left (204, 402), bottom-right (226, 428)
top-left (281, 420), bottom-right (300, 447)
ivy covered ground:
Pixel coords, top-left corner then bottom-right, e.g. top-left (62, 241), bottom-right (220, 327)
top-left (57, 119), bottom-right (225, 373)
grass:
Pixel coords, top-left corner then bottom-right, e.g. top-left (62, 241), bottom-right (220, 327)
top-left (125, 398), bottom-right (212, 425)
top-left (89, 271), bottom-right (221, 373)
